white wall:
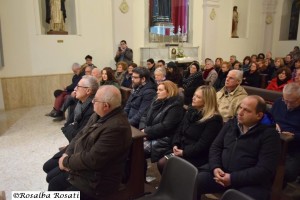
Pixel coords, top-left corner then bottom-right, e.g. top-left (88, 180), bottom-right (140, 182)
top-left (0, 0), bottom-right (114, 77)
top-left (214, 0), bottom-right (265, 62)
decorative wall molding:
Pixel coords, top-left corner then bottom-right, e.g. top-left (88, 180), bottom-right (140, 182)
top-left (203, 0), bottom-right (220, 8)
top-left (262, 0), bottom-right (278, 14)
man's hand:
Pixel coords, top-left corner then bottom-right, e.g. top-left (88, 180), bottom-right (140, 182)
top-left (173, 146), bottom-right (183, 156)
top-left (58, 154), bottom-right (69, 172)
top-left (213, 168), bottom-right (231, 187)
top-left (281, 131), bottom-right (295, 141)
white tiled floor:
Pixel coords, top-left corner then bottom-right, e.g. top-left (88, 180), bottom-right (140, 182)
top-left (0, 106), bottom-right (68, 200)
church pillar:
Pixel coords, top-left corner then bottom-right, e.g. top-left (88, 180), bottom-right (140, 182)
top-left (201, 0), bottom-right (220, 62)
top-left (262, 0), bottom-right (278, 54)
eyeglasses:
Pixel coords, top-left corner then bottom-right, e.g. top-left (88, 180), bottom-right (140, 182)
top-left (282, 97), bottom-right (299, 105)
top-left (132, 76), bottom-right (140, 79)
top-left (92, 98), bottom-right (106, 104)
top-left (76, 85), bottom-right (89, 89)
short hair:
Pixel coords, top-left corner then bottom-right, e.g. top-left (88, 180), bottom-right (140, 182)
top-left (72, 63), bottom-right (81, 69)
top-left (132, 67), bottom-right (150, 81)
top-left (157, 60), bottom-right (166, 65)
top-left (274, 57), bottom-right (284, 67)
top-left (221, 61), bottom-right (231, 70)
top-left (243, 56), bottom-right (251, 64)
top-left (147, 58), bottom-right (155, 64)
top-left (247, 95), bottom-right (266, 114)
top-left (154, 67), bottom-right (166, 77)
top-left (206, 59), bottom-right (214, 66)
top-left (230, 55), bottom-right (236, 59)
top-left (258, 53), bottom-right (265, 59)
top-left (85, 55), bottom-right (92, 60)
top-left (120, 40), bottom-right (127, 44)
top-left (81, 75), bottom-right (99, 95)
top-left (102, 67), bottom-right (118, 82)
top-left (277, 67), bottom-right (292, 80)
top-left (129, 62), bottom-right (138, 68)
top-left (117, 61), bottom-right (128, 71)
top-left (230, 69), bottom-right (243, 83)
top-left (167, 61), bottom-right (177, 69)
top-left (215, 57), bottom-right (223, 64)
top-left (98, 85), bottom-right (122, 109)
top-left (283, 82), bottom-right (300, 97)
top-left (195, 85), bottom-right (219, 122)
top-left (158, 80), bottom-right (179, 98)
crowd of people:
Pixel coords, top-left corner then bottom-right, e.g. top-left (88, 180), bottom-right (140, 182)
top-left (42, 43), bottom-right (300, 200)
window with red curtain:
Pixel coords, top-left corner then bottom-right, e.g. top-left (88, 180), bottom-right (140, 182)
top-left (149, 0), bottom-right (189, 42)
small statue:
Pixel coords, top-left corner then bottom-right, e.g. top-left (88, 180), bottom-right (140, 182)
top-left (46, 0), bottom-right (68, 34)
top-left (231, 6), bottom-right (239, 38)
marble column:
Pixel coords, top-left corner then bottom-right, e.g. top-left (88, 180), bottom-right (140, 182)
top-left (262, 0), bottom-right (278, 54)
top-left (201, 0), bottom-right (220, 63)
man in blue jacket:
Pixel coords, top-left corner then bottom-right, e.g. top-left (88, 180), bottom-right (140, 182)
top-left (124, 67), bottom-right (156, 128)
top-left (271, 82), bottom-right (300, 185)
top-left (197, 95), bottom-right (281, 200)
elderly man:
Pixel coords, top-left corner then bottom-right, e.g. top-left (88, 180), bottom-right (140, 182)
top-left (197, 96), bottom-right (281, 200)
top-left (124, 67), bottom-right (156, 127)
top-left (217, 69), bottom-right (248, 122)
top-left (49, 85), bottom-right (132, 200)
top-left (271, 83), bottom-right (300, 184)
top-left (43, 75), bottom-right (98, 183)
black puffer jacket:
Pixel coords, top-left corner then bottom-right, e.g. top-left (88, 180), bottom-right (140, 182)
top-left (139, 95), bottom-right (184, 162)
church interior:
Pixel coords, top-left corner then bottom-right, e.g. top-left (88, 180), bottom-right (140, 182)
top-left (0, 0), bottom-right (300, 199)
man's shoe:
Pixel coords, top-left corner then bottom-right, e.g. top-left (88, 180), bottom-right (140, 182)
top-left (45, 109), bottom-right (56, 117)
top-left (53, 115), bottom-right (66, 122)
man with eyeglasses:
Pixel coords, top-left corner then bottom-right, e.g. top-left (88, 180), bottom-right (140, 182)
top-left (271, 82), bottom-right (300, 185)
top-left (124, 67), bottom-right (156, 128)
top-left (43, 75), bottom-right (98, 184)
top-left (50, 85), bottom-right (132, 200)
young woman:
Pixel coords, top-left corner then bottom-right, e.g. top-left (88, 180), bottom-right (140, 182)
top-left (157, 85), bottom-right (223, 174)
top-left (213, 61), bottom-right (231, 91)
top-left (266, 67), bottom-right (292, 92)
top-left (100, 67), bottom-right (120, 88)
top-left (139, 81), bottom-right (184, 163)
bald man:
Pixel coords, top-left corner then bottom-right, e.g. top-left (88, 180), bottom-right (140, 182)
top-left (50, 85), bottom-right (132, 200)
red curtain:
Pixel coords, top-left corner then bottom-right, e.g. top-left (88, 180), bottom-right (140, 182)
top-left (171, 0), bottom-right (188, 34)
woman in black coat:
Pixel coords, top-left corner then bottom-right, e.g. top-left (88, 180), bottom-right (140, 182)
top-left (181, 62), bottom-right (204, 105)
top-left (157, 85), bottom-right (223, 174)
top-left (139, 80), bottom-right (184, 163)
top-left (242, 62), bottom-right (261, 88)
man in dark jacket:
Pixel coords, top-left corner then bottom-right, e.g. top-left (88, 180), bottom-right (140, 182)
top-left (50, 85), bottom-right (132, 200)
top-left (197, 95), bottom-right (281, 200)
top-left (114, 40), bottom-right (133, 65)
top-left (43, 75), bottom-right (98, 183)
top-left (124, 67), bottom-right (157, 128)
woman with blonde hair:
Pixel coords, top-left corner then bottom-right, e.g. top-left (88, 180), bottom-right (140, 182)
top-left (157, 85), bottom-right (223, 174)
top-left (139, 80), bottom-right (184, 164)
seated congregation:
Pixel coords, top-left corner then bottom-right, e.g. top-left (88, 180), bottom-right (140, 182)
top-left (42, 49), bottom-right (300, 200)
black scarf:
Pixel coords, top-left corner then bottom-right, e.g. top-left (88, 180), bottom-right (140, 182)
top-left (73, 96), bottom-right (93, 123)
top-left (183, 72), bottom-right (202, 89)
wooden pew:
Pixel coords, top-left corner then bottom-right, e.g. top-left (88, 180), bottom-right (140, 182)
top-left (243, 85), bottom-right (282, 104)
top-left (120, 86), bottom-right (132, 108)
top-left (106, 126), bottom-right (146, 200)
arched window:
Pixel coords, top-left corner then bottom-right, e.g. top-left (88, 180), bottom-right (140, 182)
top-left (149, 0), bottom-right (189, 43)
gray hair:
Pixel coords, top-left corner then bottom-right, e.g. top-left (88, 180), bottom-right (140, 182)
top-left (230, 69), bottom-right (243, 83)
top-left (98, 85), bottom-right (121, 108)
top-left (206, 59), bottom-right (214, 66)
top-left (81, 75), bottom-right (99, 95)
top-left (72, 63), bottom-right (81, 69)
top-left (154, 67), bottom-right (166, 77)
top-left (283, 82), bottom-right (300, 97)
